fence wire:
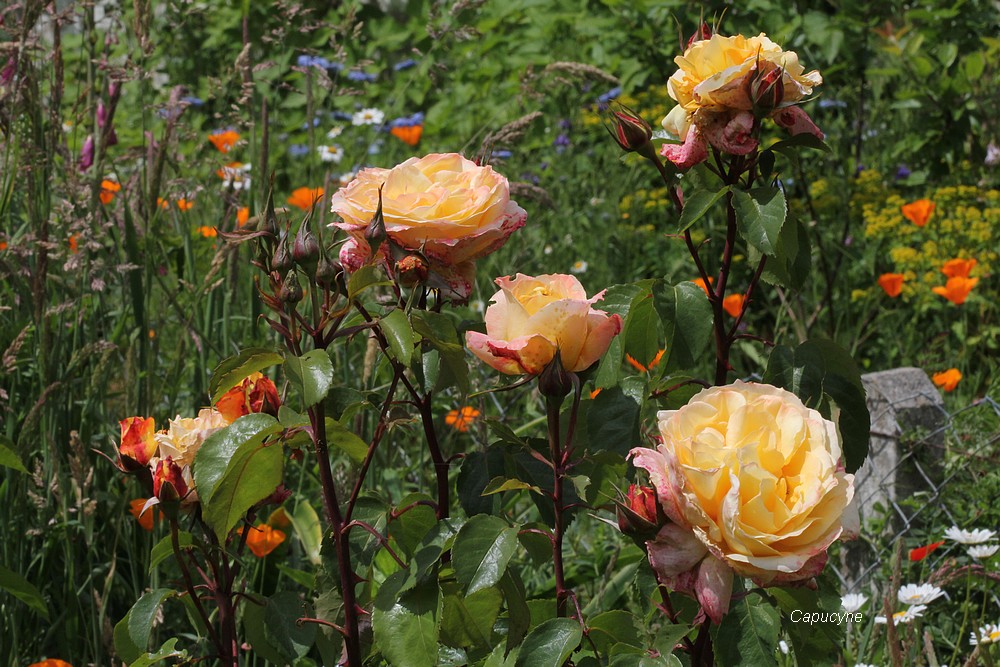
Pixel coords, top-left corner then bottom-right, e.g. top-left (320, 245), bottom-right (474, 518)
top-left (836, 388), bottom-right (1000, 611)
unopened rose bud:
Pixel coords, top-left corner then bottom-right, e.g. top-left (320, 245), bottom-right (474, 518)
top-left (606, 103), bottom-right (654, 157)
top-left (686, 22), bottom-right (712, 49)
top-left (279, 272), bottom-right (303, 304)
top-left (293, 223), bottom-right (320, 272)
top-left (394, 253), bottom-right (429, 288)
top-left (538, 353), bottom-right (574, 398)
top-left (152, 456), bottom-right (189, 502)
top-left (315, 255), bottom-right (339, 286)
top-left (747, 65), bottom-right (784, 114)
top-left (616, 484), bottom-right (663, 537)
top-left (365, 186), bottom-right (387, 255)
top-left (271, 236), bottom-right (293, 273)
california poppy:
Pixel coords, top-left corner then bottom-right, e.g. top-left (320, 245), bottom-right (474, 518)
top-left (722, 293), bottom-right (745, 317)
top-left (625, 349), bottom-right (665, 373)
top-left (692, 276), bottom-right (714, 296)
top-left (877, 273), bottom-right (905, 298)
top-left (390, 124), bottom-right (424, 146)
top-left (99, 179), bottom-right (121, 205)
top-left (241, 524), bottom-right (286, 558)
top-left (176, 198), bottom-right (194, 212)
top-left (237, 207), bottom-right (250, 227)
top-left (932, 276), bottom-right (978, 305)
top-left (27, 659), bottom-right (74, 667)
top-left (68, 235), bottom-right (79, 254)
top-left (128, 498), bottom-right (160, 532)
top-left (287, 187), bottom-right (325, 210)
top-left (900, 199), bottom-right (935, 227)
top-left (207, 129), bottom-right (240, 154)
top-left (909, 540), bottom-right (944, 562)
top-left (198, 226), bottom-right (218, 238)
top-left (932, 368), bottom-right (961, 392)
top-left (941, 258), bottom-right (976, 279)
top-left (445, 406), bottom-right (480, 432)
top-left (156, 197), bottom-right (170, 210)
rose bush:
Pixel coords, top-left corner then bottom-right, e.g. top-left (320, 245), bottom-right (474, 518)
top-left (660, 32), bottom-right (824, 168)
top-left (330, 152), bottom-right (526, 299)
top-left (630, 381), bottom-right (858, 620)
top-left (465, 273), bottom-right (622, 375)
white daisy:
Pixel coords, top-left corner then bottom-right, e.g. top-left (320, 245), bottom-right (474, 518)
top-left (875, 604), bottom-right (927, 625)
top-left (945, 527), bottom-right (997, 545)
top-left (338, 171), bottom-right (356, 188)
top-left (969, 544), bottom-right (999, 559)
top-left (971, 623), bottom-right (1000, 645)
top-left (570, 260), bottom-right (588, 274)
top-left (897, 583), bottom-right (945, 606)
top-left (326, 125), bottom-right (344, 140)
top-left (317, 144), bottom-right (344, 164)
top-left (543, 245), bottom-right (553, 255)
top-left (352, 107), bottom-right (384, 126)
top-left (841, 593), bottom-right (868, 613)
top-left (219, 162), bottom-right (251, 191)
top-left (855, 664), bottom-right (878, 667)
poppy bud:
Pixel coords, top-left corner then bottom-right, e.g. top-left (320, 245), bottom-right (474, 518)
top-left (606, 103), bottom-right (654, 157)
top-left (616, 484), bottom-right (663, 538)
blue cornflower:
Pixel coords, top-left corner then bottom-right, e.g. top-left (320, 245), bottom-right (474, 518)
top-left (597, 87), bottom-right (622, 104)
top-left (388, 112), bottom-right (425, 129)
top-left (553, 134), bottom-right (571, 147)
top-left (329, 111), bottom-right (353, 122)
top-left (491, 150), bottom-right (513, 160)
top-left (393, 59), bottom-right (418, 71)
top-left (181, 96), bottom-right (204, 106)
top-left (289, 144), bottom-right (310, 158)
top-left (558, 118), bottom-right (572, 130)
top-left (347, 70), bottom-right (377, 82)
top-left (297, 55), bottom-right (331, 70)
top-left (301, 116), bottom-right (322, 129)
top-left (895, 165), bottom-right (911, 179)
top-left (819, 98), bottom-right (848, 109)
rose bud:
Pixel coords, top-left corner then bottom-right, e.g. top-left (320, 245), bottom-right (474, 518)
top-left (537, 352), bottom-right (574, 399)
top-left (686, 22), bottom-right (712, 49)
top-left (271, 236), bottom-right (293, 273)
top-left (118, 416), bottom-right (158, 469)
top-left (292, 223), bottom-right (320, 272)
top-left (606, 103), bottom-right (654, 158)
top-left (394, 253), bottom-right (429, 288)
top-left (279, 272), bottom-right (303, 304)
top-left (747, 65), bottom-right (785, 114)
top-left (315, 255), bottom-right (340, 287)
top-left (616, 484), bottom-right (663, 537)
top-left (216, 372), bottom-right (281, 423)
top-left (152, 456), bottom-right (189, 502)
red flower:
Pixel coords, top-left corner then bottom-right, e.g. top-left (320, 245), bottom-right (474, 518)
top-left (119, 416), bottom-right (157, 467)
top-left (909, 540), bottom-right (945, 562)
top-left (215, 373), bottom-right (281, 424)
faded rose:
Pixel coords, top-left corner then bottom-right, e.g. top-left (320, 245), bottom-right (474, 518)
top-left (154, 408), bottom-right (228, 467)
top-left (465, 273), bottom-right (622, 375)
top-left (631, 381), bottom-right (857, 621)
top-left (330, 153), bottom-right (526, 299)
top-left (660, 32), bottom-right (823, 168)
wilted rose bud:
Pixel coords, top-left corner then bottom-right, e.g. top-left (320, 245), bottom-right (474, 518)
top-left (747, 65), bottom-right (785, 114)
top-left (607, 103), bottom-right (654, 157)
top-left (215, 372), bottom-right (281, 423)
top-left (537, 353), bottom-right (574, 399)
top-left (118, 416), bottom-right (158, 469)
top-left (292, 223), bottom-right (320, 271)
top-left (616, 484), bottom-right (663, 537)
top-left (279, 272), bottom-right (303, 304)
top-left (152, 456), bottom-right (189, 502)
top-left (394, 253), bottom-right (429, 288)
top-left (315, 255), bottom-right (339, 286)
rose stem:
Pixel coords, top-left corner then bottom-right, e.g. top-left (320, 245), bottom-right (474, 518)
top-left (546, 392), bottom-right (569, 617)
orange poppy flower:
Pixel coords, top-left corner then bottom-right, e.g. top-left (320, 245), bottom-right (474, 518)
top-left (241, 524), bottom-right (286, 558)
top-left (941, 258), bottom-right (977, 279)
top-left (237, 207), bottom-right (250, 227)
top-left (68, 235), bottom-right (79, 254)
top-left (128, 498), bottom-right (161, 532)
top-left (589, 388), bottom-right (602, 399)
top-left (445, 406), bottom-right (481, 432)
top-left (722, 293), bottom-right (745, 317)
top-left (931, 368), bottom-right (961, 392)
top-left (287, 187), bottom-right (325, 210)
top-left (156, 197), bottom-right (170, 210)
top-left (99, 179), bottom-right (121, 205)
top-left (208, 129), bottom-right (240, 154)
top-left (932, 276), bottom-right (978, 305)
top-left (625, 349), bottom-right (665, 373)
top-left (198, 226), bottom-right (218, 238)
top-left (176, 198), bottom-right (194, 212)
top-left (390, 124), bottom-right (424, 146)
top-left (0, 241), bottom-right (7, 251)
top-left (28, 660), bottom-right (74, 667)
top-left (909, 540), bottom-right (944, 562)
top-left (692, 276), bottom-right (714, 296)
top-left (877, 273), bottom-right (905, 297)
top-left (900, 199), bottom-right (934, 227)
top-left (267, 507), bottom-right (292, 528)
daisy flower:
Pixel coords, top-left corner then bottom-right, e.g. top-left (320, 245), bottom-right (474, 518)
top-left (945, 527), bottom-right (997, 545)
top-left (875, 605), bottom-right (926, 625)
top-left (897, 583), bottom-right (945, 606)
top-left (352, 107), bottom-right (384, 126)
top-left (570, 260), bottom-right (588, 274)
top-left (317, 144), bottom-right (344, 163)
top-left (970, 623), bottom-right (1000, 646)
top-left (337, 171), bottom-right (356, 188)
top-left (326, 126), bottom-right (344, 140)
top-left (841, 593), bottom-right (868, 613)
top-left (969, 544), bottom-right (999, 559)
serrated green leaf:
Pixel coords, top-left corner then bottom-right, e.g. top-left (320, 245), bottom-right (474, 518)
top-left (0, 563), bottom-right (48, 619)
top-left (348, 264), bottom-right (393, 299)
top-left (202, 436), bottom-right (284, 543)
top-left (114, 589), bottom-right (175, 664)
top-left (290, 500), bottom-right (323, 566)
top-left (620, 292), bottom-right (661, 369)
top-left (453, 515), bottom-right (519, 595)
top-left (243, 591), bottom-right (316, 664)
top-left (653, 281), bottom-right (713, 373)
top-left (733, 187), bottom-right (787, 257)
top-left (193, 413), bottom-right (281, 507)
top-left (284, 349), bottom-right (334, 407)
top-left (148, 531), bottom-right (194, 574)
top-left (209, 347), bottom-right (283, 403)
top-left (678, 186), bottom-right (730, 233)
top-left (482, 476), bottom-right (541, 496)
top-left (587, 610), bottom-right (642, 654)
top-left (325, 418), bottom-right (369, 464)
top-left (712, 593), bottom-right (780, 667)
top-left (499, 570), bottom-right (530, 654)
top-left (373, 578), bottom-right (442, 667)
top-left (381, 308), bottom-right (415, 367)
top-left (127, 637), bottom-right (186, 666)
top-left (440, 586), bottom-right (503, 650)
top-left (586, 386), bottom-right (641, 457)
top-left (514, 617), bottom-right (582, 667)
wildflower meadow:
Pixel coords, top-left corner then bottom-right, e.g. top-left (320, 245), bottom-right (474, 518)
top-left (2, 1), bottom-right (999, 666)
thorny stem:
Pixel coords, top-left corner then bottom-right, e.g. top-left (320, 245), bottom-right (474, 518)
top-left (169, 519), bottom-right (218, 648)
top-left (546, 393), bottom-right (569, 617)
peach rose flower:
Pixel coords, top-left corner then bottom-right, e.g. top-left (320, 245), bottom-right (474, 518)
top-left (154, 408), bottom-right (228, 468)
top-left (660, 32), bottom-right (823, 168)
top-left (465, 273), bottom-right (622, 375)
top-left (630, 381), bottom-right (857, 621)
top-left (330, 153), bottom-right (526, 299)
